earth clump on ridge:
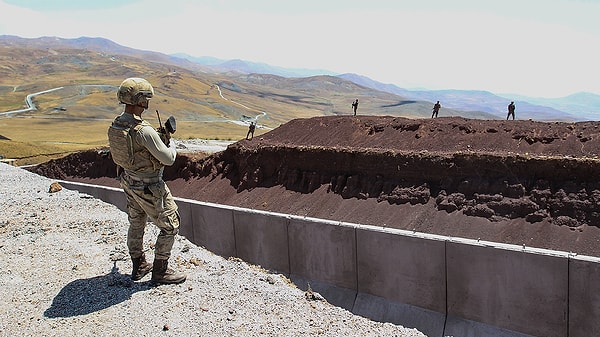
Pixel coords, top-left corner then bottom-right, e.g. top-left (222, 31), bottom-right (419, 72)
top-left (31, 115), bottom-right (600, 257)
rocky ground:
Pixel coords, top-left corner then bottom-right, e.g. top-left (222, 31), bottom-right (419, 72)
top-left (0, 163), bottom-right (426, 337)
top-left (32, 115), bottom-right (600, 257)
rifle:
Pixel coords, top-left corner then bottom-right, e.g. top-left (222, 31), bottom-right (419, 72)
top-left (156, 109), bottom-right (177, 145)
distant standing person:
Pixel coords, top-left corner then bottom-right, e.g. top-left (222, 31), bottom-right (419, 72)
top-left (507, 101), bottom-right (516, 120)
top-left (351, 99), bottom-right (359, 116)
top-left (246, 122), bottom-right (256, 140)
top-left (431, 101), bottom-right (441, 118)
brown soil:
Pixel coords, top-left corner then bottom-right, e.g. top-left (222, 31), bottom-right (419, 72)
top-left (31, 116), bottom-right (600, 257)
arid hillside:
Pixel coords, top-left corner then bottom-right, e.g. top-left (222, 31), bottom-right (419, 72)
top-left (0, 36), bottom-right (454, 165)
top-left (32, 115), bottom-right (600, 257)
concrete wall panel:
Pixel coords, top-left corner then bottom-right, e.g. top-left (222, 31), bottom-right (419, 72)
top-left (103, 187), bottom-right (126, 212)
top-left (174, 200), bottom-right (194, 243)
top-left (59, 181), bottom-right (92, 196)
top-left (291, 275), bottom-right (356, 311)
top-left (569, 256), bottom-right (600, 337)
top-left (356, 227), bottom-right (446, 313)
top-left (288, 218), bottom-right (357, 290)
top-left (59, 181), bottom-right (126, 212)
top-left (91, 184), bottom-right (119, 210)
top-left (233, 210), bottom-right (290, 274)
top-left (447, 242), bottom-right (568, 337)
top-left (444, 315), bottom-right (535, 337)
top-left (353, 292), bottom-right (445, 337)
top-left (189, 202), bottom-right (235, 258)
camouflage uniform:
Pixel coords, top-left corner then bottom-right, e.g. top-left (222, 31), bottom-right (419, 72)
top-left (109, 77), bottom-right (186, 284)
top-left (507, 102), bottom-right (516, 120)
top-left (109, 112), bottom-right (179, 260)
top-left (108, 78), bottom-right (179, 262)
top-left (432, 101), bottom-right (441, 118)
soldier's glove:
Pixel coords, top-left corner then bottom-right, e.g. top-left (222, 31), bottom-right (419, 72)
top-left (157, 126), bottom-right (171, 145)
top-left (157, 116), bottom-right (176, 146)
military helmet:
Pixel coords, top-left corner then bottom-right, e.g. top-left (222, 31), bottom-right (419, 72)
top-left (117, 77), bottom-right (154, 106)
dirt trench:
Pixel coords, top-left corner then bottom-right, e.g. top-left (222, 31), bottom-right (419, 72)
top-left (30, 116), bottom-right (600, 257)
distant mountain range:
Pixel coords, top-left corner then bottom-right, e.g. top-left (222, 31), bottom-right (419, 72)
top-left (507, 92), bottom-right (600, 121)
top-left (0, 35), bottom-right (209, 73)
top-left (172, 53), bottom-right (337, 78)
top-left (176, 53), bottom-right (600, 121)
top-left (2, 34), bottom-right (599, 121)
top-left (336, 73), bottom-right (579, 121)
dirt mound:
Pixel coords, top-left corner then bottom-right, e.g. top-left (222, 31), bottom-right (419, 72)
top-left (31, 116), bottom-right (600, 257)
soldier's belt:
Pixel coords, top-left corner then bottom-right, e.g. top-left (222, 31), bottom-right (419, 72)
top-left (123, 173), bottom-right (161, 185)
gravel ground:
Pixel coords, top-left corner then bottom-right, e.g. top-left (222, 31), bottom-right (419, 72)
top-left (173, 139), bottom-right (234, 154)
top-left (0, 163), bottom-right (427, 337)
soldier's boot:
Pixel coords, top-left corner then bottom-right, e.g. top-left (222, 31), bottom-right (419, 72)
top-left (151, 258), bottom-right (187, 285)
top-left (131, 254), bottom-right (153, 281)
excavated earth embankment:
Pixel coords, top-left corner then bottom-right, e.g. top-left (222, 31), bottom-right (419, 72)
top-left (31, 116), bottom-right (600, 257)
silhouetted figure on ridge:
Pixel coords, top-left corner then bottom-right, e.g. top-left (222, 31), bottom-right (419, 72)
top-left (351, 99), bottom-right (359, 116)
top-left (246, 122), bottom-right (256, 140)
top-left (431, 101), bottom-right (441, 118)
top-left (507, 101), bottom-right (516, 120)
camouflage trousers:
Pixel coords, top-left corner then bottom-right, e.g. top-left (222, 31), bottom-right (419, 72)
top-left (120, 178), bottom-right (180, 260)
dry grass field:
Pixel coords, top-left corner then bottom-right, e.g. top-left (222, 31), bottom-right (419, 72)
top-left (0, 48), bottom-right (266, 164)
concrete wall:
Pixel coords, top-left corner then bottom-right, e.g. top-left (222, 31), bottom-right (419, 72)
top-left (445, 241), bottom-right (568, 337)
top-left (58, 180), bottom-right (600, 337)
top-left (569, 255), bottom-right (600, 337)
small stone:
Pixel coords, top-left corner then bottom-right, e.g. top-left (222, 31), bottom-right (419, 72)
top-left (189, 257), bottom-right (202, 266)
top-left (48, 182), bottom-right (62, 193)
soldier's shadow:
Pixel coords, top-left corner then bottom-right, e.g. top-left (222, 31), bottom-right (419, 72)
top-left (44, 261), bottom-right (151, 318)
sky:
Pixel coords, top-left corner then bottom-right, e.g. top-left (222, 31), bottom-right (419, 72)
top-left (1, 0), bottom-right (599, 98)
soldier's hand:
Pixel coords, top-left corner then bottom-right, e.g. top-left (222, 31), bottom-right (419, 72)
top-left (157, 127), bottom-right (171, 145)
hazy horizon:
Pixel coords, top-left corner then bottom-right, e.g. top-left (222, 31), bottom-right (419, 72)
top-left (1, 0), bottom-right (599, 98)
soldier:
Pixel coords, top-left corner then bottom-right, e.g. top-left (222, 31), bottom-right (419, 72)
top-left (107, 77), bottom-right (186, 285)
top-left (351, 99), bottom-right (359, 116)
top-left (507, 101), bottom-right (516, 120)
top-left (246, 122), bottom-right (256, 140)
top-left (432, 101), bottom-right (441, 118)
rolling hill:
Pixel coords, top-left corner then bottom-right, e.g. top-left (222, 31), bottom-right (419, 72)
top-left (0, 35), bottom-right (439, 164)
